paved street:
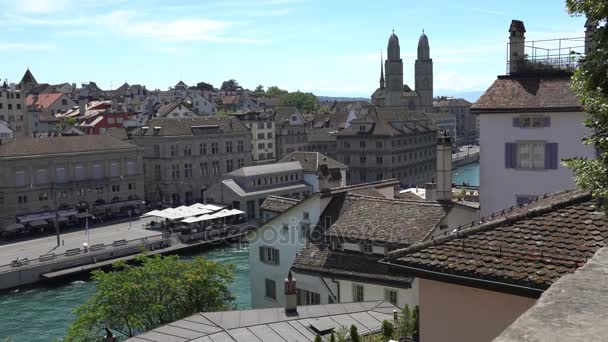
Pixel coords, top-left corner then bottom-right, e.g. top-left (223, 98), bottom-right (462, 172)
top-left (0, 216), bottom-right (160, 264)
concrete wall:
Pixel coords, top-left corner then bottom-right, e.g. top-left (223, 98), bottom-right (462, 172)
top-left (419, 278), bottom-right (536, 342)
top-left (480, 111), bottom-right (595, 217)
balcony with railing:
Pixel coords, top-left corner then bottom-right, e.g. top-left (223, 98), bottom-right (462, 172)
top-left (507, 37), bottom-right (586, 75)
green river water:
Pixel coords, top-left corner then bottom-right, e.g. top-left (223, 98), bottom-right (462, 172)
top-left (0, 245), bottom-right (251, 341)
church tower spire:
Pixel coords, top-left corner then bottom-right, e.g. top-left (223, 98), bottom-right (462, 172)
top-left (415, 30), bottom-right (433, 112)
top-left (379, 52), bottom-right (385, 89)
top-left (384, 30), bottom-right (404, 106)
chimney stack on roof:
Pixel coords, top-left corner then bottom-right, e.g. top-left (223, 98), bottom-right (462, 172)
top-left (508, 19), bottom-right (526, 74)
top-left (285, 271), bottom-right (298, 315)
top-left (436, 130), bottom-right (453, 202)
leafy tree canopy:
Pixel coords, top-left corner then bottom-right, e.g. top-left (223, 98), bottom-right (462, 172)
top-left (220, 79), bottom-right (242, 92)
top-left (196, 82), bottom-right (214, 91)
top-left (64, 254), bottom-right (234, 341)
top-left (265, 86), bottom-right (288, 97)
top-left (563, 0), bottom-right (608, 209)
top-left (279, 91), bottom-right (317, 112)
top-left (254, 85), bottom-right (265, 95)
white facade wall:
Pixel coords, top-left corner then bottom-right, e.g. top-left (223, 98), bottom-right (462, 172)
top-left (303, 173), bottom-right (319, 193)
top-left (339, 279), bottom-right (418, 309)
top-left (249, 195), bottom-right (332, 308)
top-left (480, 111), bottom-right (595, 217)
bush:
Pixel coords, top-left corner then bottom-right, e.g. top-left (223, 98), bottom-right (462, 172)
top-left (350, 325), bottom-right (360, 342)
top-left (382, 320), bottom-right (394, 339)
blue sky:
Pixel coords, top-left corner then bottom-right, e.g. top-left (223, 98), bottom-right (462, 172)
top-left (0, 0), bottom-right (586, 99)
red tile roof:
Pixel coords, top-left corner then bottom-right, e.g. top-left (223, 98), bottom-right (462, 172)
top-left (26, 93), bottom-right (65, 110)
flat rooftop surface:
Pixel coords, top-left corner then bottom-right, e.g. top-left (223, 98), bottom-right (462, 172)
top-left (126, 301), bottom-right (397, 342)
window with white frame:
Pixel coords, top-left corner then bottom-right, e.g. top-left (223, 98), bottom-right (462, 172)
top-left (15, 171), bottom-right (26, 186)
top-left (259, 246), bottom-right (280, 265)
top-left (384, 288), bottom-right (398, 306)
top-left (517, 141), bottom-right (545, 169)
top-left (297, 289), bottom-right (321, 305)
top-left (353, 284), bottom-right (364, 302)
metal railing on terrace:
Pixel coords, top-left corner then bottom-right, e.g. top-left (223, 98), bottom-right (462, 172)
top-left (507, 37), bottom-right (586, 74)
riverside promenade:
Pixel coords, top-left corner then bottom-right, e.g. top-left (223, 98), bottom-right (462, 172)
top-left (0, 216), bottom-right (255, 290)
top-left (0, 216), bottom-right (159, 263)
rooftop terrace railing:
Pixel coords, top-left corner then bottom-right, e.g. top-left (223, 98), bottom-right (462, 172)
top-left (507, 37), bottom-right (586, 74)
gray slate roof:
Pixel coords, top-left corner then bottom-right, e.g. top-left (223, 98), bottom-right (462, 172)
top-left (260, 195), bottom-right (301, 213)
top-left (279, 152), bottom-right (347, 172)
top-left (0, 135), bottom-right (139, 158)
top-left (126, 301), bottom-right (397, 342)
top-left (227, 161), bottom-right (302, 177)
top-left (322, 194), bottom-right (448, 245)
top-left (133, 116), bottom-right (249, 136)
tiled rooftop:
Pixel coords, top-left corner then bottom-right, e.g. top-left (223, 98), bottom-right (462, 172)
top-left (260, 195), bottom-right (301, 213)
top-left (386, 190), bottom-right (608, 292)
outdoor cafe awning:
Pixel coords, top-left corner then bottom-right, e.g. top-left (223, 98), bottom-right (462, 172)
top-left (76, 212), bottom-right (93, 219)
top-left (17, 209), bottom-right (78, 223)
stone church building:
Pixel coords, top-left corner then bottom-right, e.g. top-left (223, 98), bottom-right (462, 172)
top-left (334, 31), bottom-right (437, 186)
top-left (372, 31), bottom-right (434, 113)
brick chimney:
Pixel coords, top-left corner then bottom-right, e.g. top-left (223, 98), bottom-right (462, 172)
top-left (436, 131), bottom-right (453, 202)
top-left (285, 271), bottom-right (298, 314)
top-left (509, 20), bottom-right (526, 74)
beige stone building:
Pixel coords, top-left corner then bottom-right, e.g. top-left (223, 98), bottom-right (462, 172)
top-left (274, 107), bottom-right (308, 159)
top-left (0, 135), bottom-right (144, 233)
top-left (0, 82), bottom-right (28, 136)
top-left (335, 106), bottom-right (436, 186)
top-left (230, 110), bottom-right (276, 164)
top-left (130, 116), bottom-right (252, 206)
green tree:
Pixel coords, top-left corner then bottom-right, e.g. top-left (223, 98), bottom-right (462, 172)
top-left (381, 320), bottom-right (394, 339)
top-left (314, 335), bottom-right (322, 342)
top-left (254, 85), bottom-right (265, 96)
top-left (350, 324), bottom-right (360, 342)
top-left (220, 79), bottom-right (242, 92)
top-left (196, 82), bottom-right (214, 91)
top-left (64, 117), bottom-right (77, 126)
top-left (64, 254), bottom-right (234, 341)
top-left (319, 105), bottom-right (332, 114)
top-left (279, 91), bottom-right (317, 112)
top-left (563, 1), bottom-right (608, 208)
top-left (330, 332), bottom-right (336, 342)
top-left (265, 85), bottom-right (288, 97)
top-left (412, 305), bottom-right (420, 341)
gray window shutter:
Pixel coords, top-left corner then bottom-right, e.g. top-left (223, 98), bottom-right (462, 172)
top-left (505, 143), bottom-right (517, 168)
top-left (543, 117), bottom-right (551, 127)
top-left (352, 283), bottom-right (357, 302)
top-left (259, 246), bottom-right (265, 262)
top-left (273, 249), bottom-right (280, 265)
top-left (545, 143), bottom-right (559, 169)
top-left (512, 117), bottom-right (521, 127)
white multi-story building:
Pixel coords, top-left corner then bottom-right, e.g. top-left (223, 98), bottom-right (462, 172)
top-left (473, 20), bottom-right (596, 217)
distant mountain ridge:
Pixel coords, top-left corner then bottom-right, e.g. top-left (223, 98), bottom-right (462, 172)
top-left (318, 90), bottom-right (483, 104)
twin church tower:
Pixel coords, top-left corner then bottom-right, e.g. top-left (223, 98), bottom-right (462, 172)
top-left (371, 30), bottom-right (433, 112)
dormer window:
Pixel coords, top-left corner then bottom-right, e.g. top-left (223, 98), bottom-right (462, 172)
top-left (362, 241), bottom-right (373, 254)
top-left (303, 211), bottom-right (310, 220)
top-left (359, 125), bottom-right (365, 131)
